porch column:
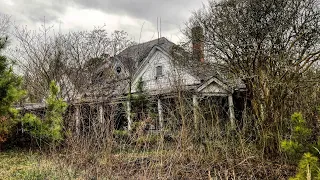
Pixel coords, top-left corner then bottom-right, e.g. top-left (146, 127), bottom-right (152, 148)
top-left (193, 94), bottom-right (199, 130)
top-left (98, 103), bottom-right (105, 124)
top-left (127, 100), bottom-right (132, 131)
top-left (228, 94), bottom-right (236, 129)
top-left (158, 98), bottom-right (164, 130)
top-left (75, 105), bottom-right (80, 135)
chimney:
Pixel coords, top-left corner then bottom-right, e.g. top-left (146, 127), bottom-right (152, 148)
top-left (191, 26), bottom-right (204, 63)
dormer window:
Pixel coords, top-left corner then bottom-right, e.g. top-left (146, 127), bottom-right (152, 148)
top-left (116, 66), bottom-right (121, 74)
top-left (156, 65), bottom-right (163, 77)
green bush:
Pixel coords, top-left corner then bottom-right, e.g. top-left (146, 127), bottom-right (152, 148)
top-left (0, 37), bottom-right (25, 147)
top-left (290, 153), bottom-right (320, 180)
top-left (21, 81), bottom-right (67, 146)
top-left (281, 140), bottom-right (302, 157)
top-left (21, 113), bottom-right (43, 138)
top-left (282, 110), bottom-right (320, 179)
top-left (281, 112), bottom-right (312, 160)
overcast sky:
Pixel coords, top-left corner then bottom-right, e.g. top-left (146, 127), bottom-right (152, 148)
top-left (1, 0), bottom-right (206, 43)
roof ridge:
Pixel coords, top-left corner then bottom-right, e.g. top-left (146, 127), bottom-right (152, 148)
top-left (139, 37), bottom-right (169, 45)
top-left (118, 37), bottom-right (174, 55)
top-left (131, 37), bottom-right (172, 47)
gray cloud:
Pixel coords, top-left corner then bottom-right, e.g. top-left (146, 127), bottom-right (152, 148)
top-left (0, 0), bottom-right (205, 43)
top-left (1, 0), bottom-right (71, 23)
top-left (72, 0), bottom-right (204, 31)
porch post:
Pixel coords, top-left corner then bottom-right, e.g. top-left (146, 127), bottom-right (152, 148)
top-left (193, 94), bottom-right (199, 130)
top-left (75, 105), bottom-right (80, 135)
top-left (158, 98), bottom-right (164, 130)
top-left (228, 94), bottom-right (236, 129)
top-left (98, 103), bottom-right (105, 124)
top-left (127, 100), bottom-right (132, 131)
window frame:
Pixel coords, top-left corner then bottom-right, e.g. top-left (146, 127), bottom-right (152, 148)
top-left (155, 65), bottom-right (163, 78)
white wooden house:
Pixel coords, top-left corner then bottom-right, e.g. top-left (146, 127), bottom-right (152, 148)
top-left (73, 33), bottom-right (246, 133)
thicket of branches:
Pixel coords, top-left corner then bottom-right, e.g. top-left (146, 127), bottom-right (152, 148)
top-left (12, 25), bottom-right (135, 102)
top-left (183, 0), bottom-right (320, 154)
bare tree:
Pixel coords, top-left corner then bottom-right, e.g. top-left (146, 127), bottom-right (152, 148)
top-left (61, 28), bottom-right (136, 100)
top-left (0, 13), bottom-right (10, 36)
top-left (13, 23), bottom-right (135, 102)
top-left (110, 30), bottom-right (135, 56)
top-left (58, 28), bottom-right (112, 100)
top-left (13, 23), bottom-right (61, 102)
top-left (186, 0), bottom-right (320, 125)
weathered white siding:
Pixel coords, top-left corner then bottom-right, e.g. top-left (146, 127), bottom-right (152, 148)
top-left (200, 82), bottom-right (228, 94)
top-left (131, 49), bottom-right (199, 93)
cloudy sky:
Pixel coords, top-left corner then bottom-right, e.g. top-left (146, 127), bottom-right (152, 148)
top-left (1, 0), bottom-right (206, 43)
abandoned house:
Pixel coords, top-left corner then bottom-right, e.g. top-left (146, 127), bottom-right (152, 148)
top-left (68, 26), bottom-right (247, 135)
top-left (18, 27), bottom-right (247, 135)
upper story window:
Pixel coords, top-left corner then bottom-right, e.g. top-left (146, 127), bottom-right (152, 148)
top-left (156, 65), bottom-right (163, 77)
top-left (116, 66), bottom-right (121, 74)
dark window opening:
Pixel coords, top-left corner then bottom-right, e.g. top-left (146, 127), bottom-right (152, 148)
top-left (116, 66), bottom-right (121, 74)
top-left (156, 66), bottom-right (163, 77)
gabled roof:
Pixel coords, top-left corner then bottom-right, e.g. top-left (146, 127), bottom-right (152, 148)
top-left (197, 77), bottom-right (230, 93)
top-left (116, 37), bottom-right (175, 69)
top-left (132, 45), bottom-right (173, 81)
top-left (88, 37), bottom-right (245, 98)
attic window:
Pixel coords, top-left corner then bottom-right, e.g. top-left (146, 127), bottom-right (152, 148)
top-left (156, 65), bottom-right (163, 77)
top-left (116, 66), bottom-right (121, 74)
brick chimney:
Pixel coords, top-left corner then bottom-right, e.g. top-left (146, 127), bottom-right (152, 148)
top-left (191, 26), bottom-right (204, 63)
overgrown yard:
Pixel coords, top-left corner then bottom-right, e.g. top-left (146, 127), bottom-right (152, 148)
top-left (0, 151), bottom-right (76, 179)
top-left (0, 146), bottom-right (296, 180)
top-left (0, 0), bottom-right (319, 179)
top-left (0, 151), bottom-right (38, 179)
top-left (0, 150), bottom-right (173, 180)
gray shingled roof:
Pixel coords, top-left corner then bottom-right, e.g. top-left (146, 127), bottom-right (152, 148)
top-left (117, 37), bottom-right (230, 85)
top-left (98, 37), bottom-right (246, 94)
top-left (116, 37), bottom-right (175, 67)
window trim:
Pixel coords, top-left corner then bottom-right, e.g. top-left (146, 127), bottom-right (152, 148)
top-left (155, 65), bottom-right (163, 78)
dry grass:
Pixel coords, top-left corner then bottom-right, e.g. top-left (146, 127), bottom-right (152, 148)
top-left (0, 123), bottom-right (297, 180)
top-left (0, 151), bottom-right (38, 179)
top-left (0, 150), bottom-right (76, 180)
top-left (1, 93), bottom-right (307, 179)
top-left (0, 146), bottom-right (296, 180)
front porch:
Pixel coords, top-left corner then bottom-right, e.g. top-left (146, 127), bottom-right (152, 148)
top-left (72, 90), bottom-right (242, 135)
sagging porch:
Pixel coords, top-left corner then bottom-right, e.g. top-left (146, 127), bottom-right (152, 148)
top-left (72, 90), bottom-right (246, 135)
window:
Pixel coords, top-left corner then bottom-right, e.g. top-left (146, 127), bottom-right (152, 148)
top-left (156, 65), bottom-right (163, 77)
top-left (116, 66), bottom-right (121, 74)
